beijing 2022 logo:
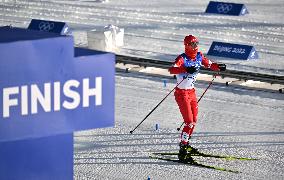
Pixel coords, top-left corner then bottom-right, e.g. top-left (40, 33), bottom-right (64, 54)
top-left (38, 21), bottom-right (55, 32)
top-left (217, 3), bottom-right (233, 14)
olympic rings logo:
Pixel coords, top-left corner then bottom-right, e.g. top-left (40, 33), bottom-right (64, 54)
top-left (217, 3), bottom-right (233, 14)
top-left (38, 21), bottom-right (55, 32)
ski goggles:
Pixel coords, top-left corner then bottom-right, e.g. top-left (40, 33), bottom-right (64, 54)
top-left (185, 42), bottom-right (199, 48)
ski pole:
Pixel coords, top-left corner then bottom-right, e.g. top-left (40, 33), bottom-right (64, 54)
top-left (130, 75), bottom-right (188, 134)
top-left (177, 75), bottom-right (216, 131)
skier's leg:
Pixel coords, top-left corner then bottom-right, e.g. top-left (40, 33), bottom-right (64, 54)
top-left (188, 97), bottom-right (198, 136)
top-left (181, 125), bottom-right (191, 145)
top-left (178, 89), bottom-right (198, 144)
top-left (174, 89), bottom-right (194, 145)
top-left (179, 124), bottom-right (194, 162)
top-left (175, 89), bottom-right (200, 162)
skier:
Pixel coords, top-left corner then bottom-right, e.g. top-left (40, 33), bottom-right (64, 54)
top-left (168, 35), bottom-right (226, 162)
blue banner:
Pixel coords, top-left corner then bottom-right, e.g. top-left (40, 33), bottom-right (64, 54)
top-left (207, 41), bottom-right (258, 60)
top-left (28, 19), bottom-right (70, 35)
top-left (0, 133), bottom-right (73, 180)
top-left (205, 1), bottom-right (249, 16)
top-left (0, 25), bottom-right (115, 180)
top-left (72, 47), bottom-right (115, 131)
top-left (0, 27), bottom-right (115, 142)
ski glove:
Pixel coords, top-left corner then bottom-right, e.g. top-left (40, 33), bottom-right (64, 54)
top-left (218, 64), bottom-right (226, 71)
top-left (185, 66), bottom-right (197, 74)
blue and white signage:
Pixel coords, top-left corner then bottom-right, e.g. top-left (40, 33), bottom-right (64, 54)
top-left (0, 25), bottom-right (115, 180)
top-left (28, 19), bottom-right (70, 35)
top-left (207, 41), bottom-right (258, 60)
top-left (0, 27), bottom-right (115, 142)
top-left (205, 1), bottom-right (249, 16)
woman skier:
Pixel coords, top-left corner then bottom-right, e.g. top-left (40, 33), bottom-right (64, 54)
top-left (168, 35), bottom-right (226, 161)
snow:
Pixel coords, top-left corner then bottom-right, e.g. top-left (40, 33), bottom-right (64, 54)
top-left (0, 0), bottom-right (284, 179)
top-left (1, 0), bottom-right (284, 75)
top-left (74, 72), bottom-right (284, 179)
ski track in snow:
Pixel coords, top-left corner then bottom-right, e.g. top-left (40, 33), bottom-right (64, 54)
top-left (1, 0), bottom-right (284, 179)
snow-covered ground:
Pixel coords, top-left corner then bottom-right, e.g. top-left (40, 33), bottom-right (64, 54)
top-left (74, 72), bottom-right (284, 179)
top-left (0, 0), bottom-right (284, 75)
top-left (1, 0), bottom-right (284, 179)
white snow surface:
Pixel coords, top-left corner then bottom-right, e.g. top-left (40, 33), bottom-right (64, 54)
top-left (0, 0), bottom-right (284, 75)
top-left (1, 0), bottom-right (284, 179)
top-left (74, 72), bottom-right (284, 180)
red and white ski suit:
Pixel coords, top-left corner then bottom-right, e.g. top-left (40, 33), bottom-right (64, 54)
top-left (169, 51), bottom-right (220, 145)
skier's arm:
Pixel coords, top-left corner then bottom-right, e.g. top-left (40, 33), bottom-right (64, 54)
top-left (201, 53), bottom-right (226, 71)
top-left (168, 55), bottom-right (187, 74)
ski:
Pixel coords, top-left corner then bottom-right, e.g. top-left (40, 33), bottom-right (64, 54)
top-left (152, 145), bottom-right (257, 161)
top-left (149, 155), bottom-right (239, 173)
top-left (152, 151), bottom-right (257, 161)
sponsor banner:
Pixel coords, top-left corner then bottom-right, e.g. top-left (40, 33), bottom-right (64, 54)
top-left (0, 27), bottom-right (115, 142)
top-left (207, 41), bottom-right (258, 60)
top-left (205, 1), bottom-right (249, 16)
top-left (28, 19), bottom-right (70, 35)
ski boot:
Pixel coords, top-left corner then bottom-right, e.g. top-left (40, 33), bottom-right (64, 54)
top-left (186, 144), bottom-right (199, 154)
top-left (178, 142), bottom-right (194, 163)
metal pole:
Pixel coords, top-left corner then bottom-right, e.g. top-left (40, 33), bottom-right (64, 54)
top-left (130, 75), bottom-right (188, 134)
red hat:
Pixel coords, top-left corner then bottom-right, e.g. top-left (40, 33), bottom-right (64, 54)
top-left (184, 35), bottom-right (198, 45)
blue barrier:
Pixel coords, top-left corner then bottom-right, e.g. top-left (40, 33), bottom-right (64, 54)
top-left (28, 19), bottom-right (70, 35)
top-left (205, 1), bottom-right (249, 16)
top-left (73, 47), bottom-right (115, 131)
top-left (0, 26), bottom-right (115, 179)
top-left (207, 41), bottom-right (258, 60)
top-left (0, 133), bottom-right (73, 180)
